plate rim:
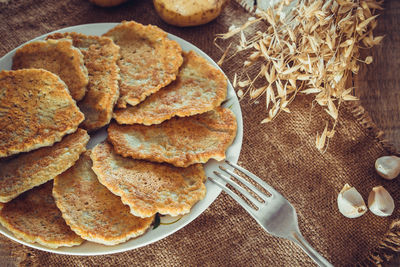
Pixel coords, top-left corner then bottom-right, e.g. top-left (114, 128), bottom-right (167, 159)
top-left (0, 22), bottom-right (243, 256)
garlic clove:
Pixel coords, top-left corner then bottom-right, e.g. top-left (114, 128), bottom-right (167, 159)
top-left (337, 184), bottom-right (368, 218)
top-left (368, 186), bottom-right (395, 217)
top-left (375, 155), bottom-right (400, 180)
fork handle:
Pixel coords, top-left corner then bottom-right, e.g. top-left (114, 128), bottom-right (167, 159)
top-left (289, 231), bottom-right (333, 267)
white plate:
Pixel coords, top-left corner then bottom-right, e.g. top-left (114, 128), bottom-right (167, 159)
top-left (0, 23), bottom-right (243, 256)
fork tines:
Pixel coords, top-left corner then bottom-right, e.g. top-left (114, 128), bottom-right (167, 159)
top-left (209, 160), bottom-right (275, 212)
top-left (209, 161), bottom-right (334, 266)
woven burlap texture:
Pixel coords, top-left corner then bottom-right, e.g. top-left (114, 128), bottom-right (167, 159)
top-left (0, 0), bottom-right (399, 266)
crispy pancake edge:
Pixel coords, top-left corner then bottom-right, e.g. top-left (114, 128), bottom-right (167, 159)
top-left (91, 142), bottom-right (206, 218)
top-left (104, 20), bottom-right (183, 108)
top-left (52, 151), bottom-right (154, 245)
top-left (12, 39), bottom-right (89, 101)
top-left (47, 32), bottom-right (121, 131)
top-left (108, 107), bottom-right (238, 167)
top-left (0, 128), bottom-right (89, 203)
top-left (0, 183), bottom-right (84, 248)
top-left (0, 69), bottom-right (85, 158)
top-left (113, 50), bottom-right (227, 125)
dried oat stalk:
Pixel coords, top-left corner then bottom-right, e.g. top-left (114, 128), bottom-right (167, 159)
top-left (216, 0), bottom-right (383, 152)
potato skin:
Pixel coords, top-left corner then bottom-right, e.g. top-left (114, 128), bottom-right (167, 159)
top-left (89, 0), bottom-right (128, 7)
top-left (153, 0), bottom-right (228, 27)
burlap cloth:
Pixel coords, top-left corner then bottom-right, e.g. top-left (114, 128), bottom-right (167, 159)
top-left (0, 0), bottom-right (399, 266)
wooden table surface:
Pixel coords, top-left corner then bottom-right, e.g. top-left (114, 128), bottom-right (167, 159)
top-left (355, 0), bottom-right (400, 152)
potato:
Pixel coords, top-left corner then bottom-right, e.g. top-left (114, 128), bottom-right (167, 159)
top-left (89, 0), bottom-right (128, 7)
top-left (153, 0), bottom-right (228, 27)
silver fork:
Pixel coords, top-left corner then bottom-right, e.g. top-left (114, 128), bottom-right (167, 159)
top-left (209, 161), bottom-right (333, 267)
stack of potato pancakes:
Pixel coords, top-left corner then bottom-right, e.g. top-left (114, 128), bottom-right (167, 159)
top-left (0, 21), bottom-right (237, 248)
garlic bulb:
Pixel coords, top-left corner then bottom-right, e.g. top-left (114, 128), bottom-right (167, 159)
top-left (375, 155), bottom-right (400, 180)
top-left (337, 184), bottom-right (368, 218)
top-left (368, 186), bottom-right (395, 217)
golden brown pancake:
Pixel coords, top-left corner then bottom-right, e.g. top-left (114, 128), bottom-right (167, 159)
top-left (113, 51), bottom-right (227, 125)
top-left (53, 151), bottom-right (154, 245)
top-left (108, 107), bottom-right (237, 167)
top-left (47, 33), bottom-right (120, 132)
top-left (91, 142), bottom-right (206, 218)
top-left (103, 20), bottom-right (183, 108)
top-left (0, 129), bottom-right (89, 203)
top-left (0, 181), bottom-right (84, 248)
top-left (0, 69), bottom-right (85, 158)
top-left (12, 39), bottom-right (88, 101)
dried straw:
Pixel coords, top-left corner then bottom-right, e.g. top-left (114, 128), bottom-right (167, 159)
top-left (216, 0), bottom-right (383, 152)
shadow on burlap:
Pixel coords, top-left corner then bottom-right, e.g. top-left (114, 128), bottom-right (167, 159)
top-left (0, 0), bottom-right (399, 266)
